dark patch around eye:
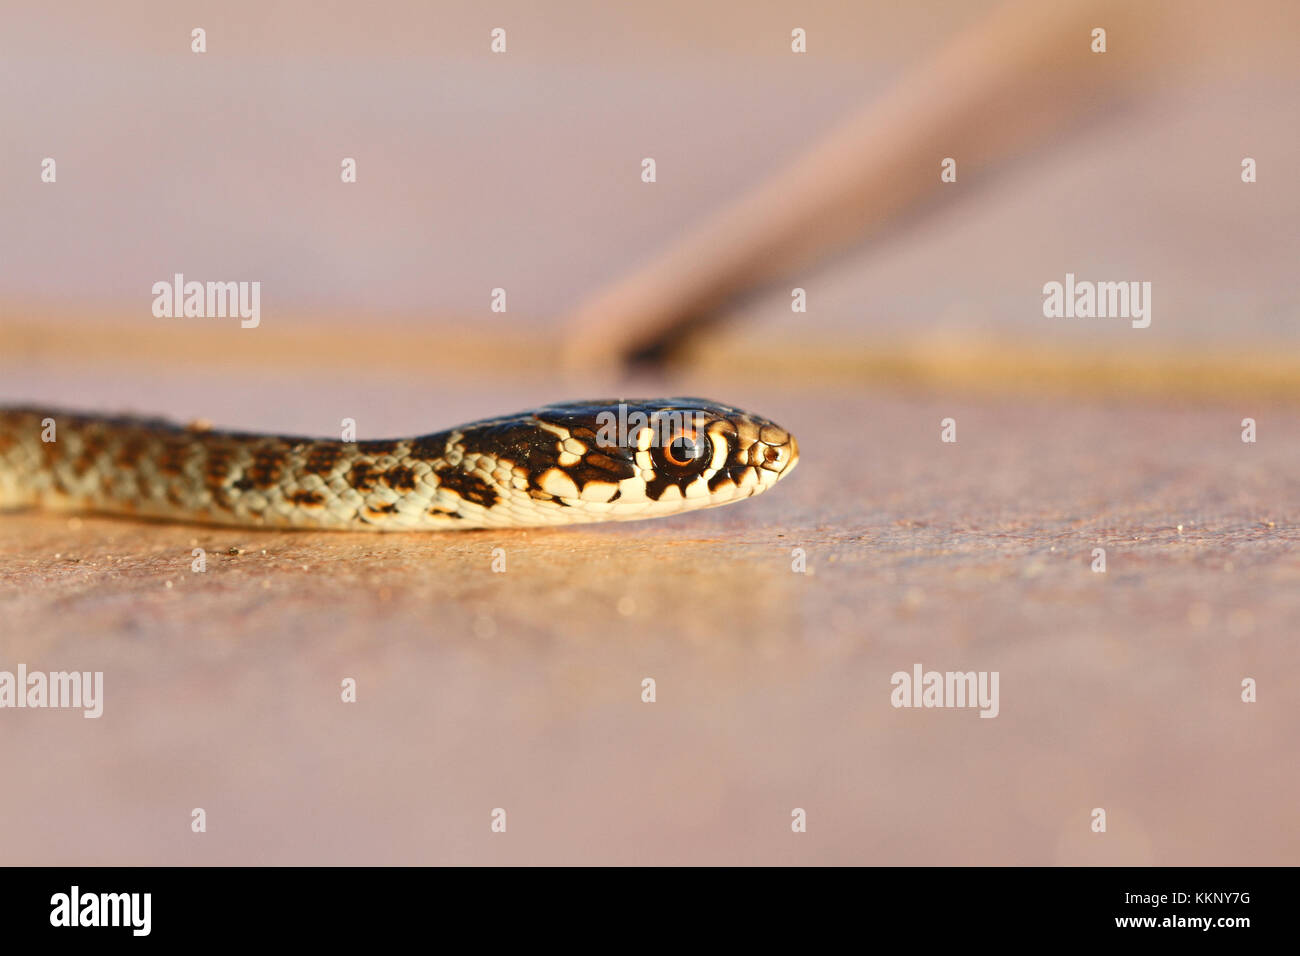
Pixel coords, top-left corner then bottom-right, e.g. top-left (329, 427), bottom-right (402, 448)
top-left (650, 434), bottom-right (711, 478)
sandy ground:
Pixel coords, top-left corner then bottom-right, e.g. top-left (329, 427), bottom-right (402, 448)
top-left (1, 386), bottom-right (1295, 865)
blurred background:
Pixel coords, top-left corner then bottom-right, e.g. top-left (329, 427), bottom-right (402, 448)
top-left (0, 0), bottom-right (1297, 866)
top-left (2, 0), bottom-right (1297, 412)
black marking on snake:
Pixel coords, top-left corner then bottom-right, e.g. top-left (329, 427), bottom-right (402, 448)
top-left (708, 469), bottom-right (741, 493)
top-left (434, 468), bottom-right (499, 508)
top-left (302, 443), bottom-right (345, 476)
top-left (408, 433), bottom-right (452, 460)
top-left (115, 437), bottom-right (148, 469)
top-left (158, 437), bottom-right (190, 477)
top-left (456, 415), bottom-right (636, 497)
top-left (582, 451), bottom-right (628, 477)
top-left (347, 461), bottom-right (380, 492)
top-left (248, 445), bottom-right (290, 489)
top-left (383, 466), bottom-right (418, 492)
top-left (645, 473), bottom-right (682, 502)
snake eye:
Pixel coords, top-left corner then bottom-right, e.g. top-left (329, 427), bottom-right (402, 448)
top-left (654, 427), bottom-right (711, 474)
top-left (665, 430), bottom-right (701, 466)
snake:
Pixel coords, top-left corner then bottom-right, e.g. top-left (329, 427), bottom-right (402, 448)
top-left (0, 399), bottom-right (798, 531)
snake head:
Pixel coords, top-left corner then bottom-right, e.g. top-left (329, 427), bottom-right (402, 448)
top-left (508, 398), bottom-right (798, 521)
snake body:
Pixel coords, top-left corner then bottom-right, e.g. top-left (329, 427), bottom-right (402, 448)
top-left (0, 399), bottom-right (798, 531)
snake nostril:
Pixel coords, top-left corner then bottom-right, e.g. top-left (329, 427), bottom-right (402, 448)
top-left (781, 438), bottom-right (799, 473)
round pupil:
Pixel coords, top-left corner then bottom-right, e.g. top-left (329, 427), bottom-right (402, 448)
top-left (669, 435), bottom-right (700, 464)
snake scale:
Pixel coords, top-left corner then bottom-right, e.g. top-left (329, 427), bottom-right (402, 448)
top-left (0, 399), bottom-right (798, 531)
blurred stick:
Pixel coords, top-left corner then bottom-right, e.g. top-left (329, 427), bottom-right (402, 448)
top-left (562, 0), bottom-right (1164, 370)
